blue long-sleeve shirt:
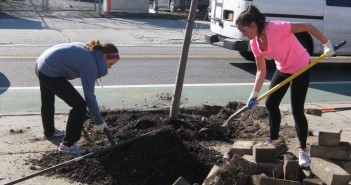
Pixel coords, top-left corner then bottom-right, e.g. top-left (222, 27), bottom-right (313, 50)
top-left (36, 42), bottom-right (107, 125)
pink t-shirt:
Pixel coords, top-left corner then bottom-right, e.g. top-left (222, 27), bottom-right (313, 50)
top-left (250, 20), bottom-right (310, 74)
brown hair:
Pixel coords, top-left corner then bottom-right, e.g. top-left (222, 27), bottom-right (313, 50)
top-left (86, 39), bottom-right (120, 60)
top-left (235, 5), bottom-right (266, 35)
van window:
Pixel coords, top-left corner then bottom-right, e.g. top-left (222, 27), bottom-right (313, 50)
top-left (326, 0), bottom-right (351, 7)
top-left (223, 10), bottom-right (234, 21)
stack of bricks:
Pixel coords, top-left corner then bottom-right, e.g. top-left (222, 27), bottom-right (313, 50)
top-left (204, 140), bottom-right (302, 185)
top-left (202, 130), bottom-right (351, 185)
top-left (308, 129), bottom-right (351, 185)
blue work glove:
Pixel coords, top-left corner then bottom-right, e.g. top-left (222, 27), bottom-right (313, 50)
top-left (247, 92), bottom-right (258, 109)
top-left (323, 40), bottom-right (335, 57)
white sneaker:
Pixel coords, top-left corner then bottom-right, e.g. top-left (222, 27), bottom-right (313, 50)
top-left (58, 143), bottom-right (85, 156)
top-left (299, 150), bottom-right (311, 168)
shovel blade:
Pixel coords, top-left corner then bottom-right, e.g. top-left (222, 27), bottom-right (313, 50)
top-left (221, 121), bottom-right (229, 127)
top-left (222, 106), bottom-right (249, 127)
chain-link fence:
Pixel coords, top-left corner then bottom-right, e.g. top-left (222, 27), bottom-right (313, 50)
top-left (0, 0), bottom-right (44, 11)
top-left (0, 0), bottom-right (98, 12)
top-left (46, 0), bottom-right (98, 11)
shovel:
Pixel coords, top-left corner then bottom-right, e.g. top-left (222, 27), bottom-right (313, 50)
top-left (199, 40), bottom-right (346, 133)
top-left (304, 107), bottom-right (351, 116)
top-left (104, 127), bottom-right (116, 145)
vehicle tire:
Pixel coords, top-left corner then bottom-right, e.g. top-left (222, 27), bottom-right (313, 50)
top-left (239, 51), bottom-right (255, 61)
top-left (169, 0), bottom-right (176, 12)
top-left (152, 0), bottom-right (158, 10)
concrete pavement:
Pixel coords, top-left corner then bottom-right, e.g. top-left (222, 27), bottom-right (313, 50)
top-left (0, 11), bottom-right (211, 48)
top-left (0, 10), bottom-right (350, 184)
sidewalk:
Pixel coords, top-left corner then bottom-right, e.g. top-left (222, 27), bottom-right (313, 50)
top-left (0, 11), bottom-right (211, 48)
top-left (0, 11), bottom-right (350, 184)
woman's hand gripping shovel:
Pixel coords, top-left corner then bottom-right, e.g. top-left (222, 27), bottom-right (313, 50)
top-left (84, 111), bottom-right (116, 145)
top-left (199, 40), bottom-right (346, 133)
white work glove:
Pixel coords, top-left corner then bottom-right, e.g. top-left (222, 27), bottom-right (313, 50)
top-left (323, 40), bottom-right (335, 57)
top-left (94, 122), bottom-right (108, 132)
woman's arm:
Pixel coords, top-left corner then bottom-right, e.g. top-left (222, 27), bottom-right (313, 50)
top-left (252, 55), bottom-right (267, 95)
top-left (290, 22), bottom-right (328, 44)
top-left (81, 73), bottom-right (104, 125)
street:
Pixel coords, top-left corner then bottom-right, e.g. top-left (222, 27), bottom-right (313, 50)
top-left (0, 7), bottom-right (350, 185)
top-left (1, 44), bottom-right (351, 86)
top-left (1, 44), bottom-right (350, 114)
top-left (0, 9), bottom-right (350, 114)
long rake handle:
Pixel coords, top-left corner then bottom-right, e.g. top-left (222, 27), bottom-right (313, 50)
top-left (224, 40), bottom-right (346, 125)
top-left (324, 107), bottom-right (351, 111)
top-left (316, 107), bottom-right (351, 111)
top-left (5, 126), bottom-right (172, 185)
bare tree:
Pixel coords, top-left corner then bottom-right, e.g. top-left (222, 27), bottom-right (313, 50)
top-left (170, 0), bottom-right (198, 119)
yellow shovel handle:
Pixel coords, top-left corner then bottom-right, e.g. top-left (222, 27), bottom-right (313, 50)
top-left (256, 40), bottom-right (346, 103)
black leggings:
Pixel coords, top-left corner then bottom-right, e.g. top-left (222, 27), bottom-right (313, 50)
top-left (265, 69), bottom-right (309, 149)
top-left (37, 71), bottom-right (88, 146)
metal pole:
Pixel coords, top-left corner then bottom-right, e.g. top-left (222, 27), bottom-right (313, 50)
top-left (98, 0), bottom-right (102, 15)
top-left (170, 0), bottom-right (198, 119)
top-left (41, 0), bottom-right (45, 12)
top-left (155, 0), bottom-right (159, 14)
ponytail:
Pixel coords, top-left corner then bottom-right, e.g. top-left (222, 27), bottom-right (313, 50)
top-left (86, 39), bottom-right (119, 60)
top-left (235, 5), bottom-right (266, 35)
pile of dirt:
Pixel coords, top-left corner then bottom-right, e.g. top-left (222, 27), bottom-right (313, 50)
top-left (27, 101), bottom-right (297, 185)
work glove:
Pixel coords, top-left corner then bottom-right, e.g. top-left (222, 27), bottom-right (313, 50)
top-left (94, 122), bottom-right (108, 132)
top-left (323, 40), bottom-right (335, 57)
top-left (247, 91), bottom-right (258, 110)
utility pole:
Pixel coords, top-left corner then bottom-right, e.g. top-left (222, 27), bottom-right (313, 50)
top-left (170, 0), bottom-right (198, 119)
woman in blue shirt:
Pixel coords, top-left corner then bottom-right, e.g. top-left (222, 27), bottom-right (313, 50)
top-left (36, 39), bottom-right (119, 155)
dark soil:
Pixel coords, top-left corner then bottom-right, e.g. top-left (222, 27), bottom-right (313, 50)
top-left (27, 101), bottom-right (297, 185)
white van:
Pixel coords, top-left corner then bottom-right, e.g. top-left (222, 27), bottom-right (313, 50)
top-left (204, 0), bottom-right (351, 60)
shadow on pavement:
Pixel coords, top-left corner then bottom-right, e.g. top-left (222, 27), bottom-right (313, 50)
top-left (0, 12), bottom-right (43, 29)
top-left (230, 60), bottom-right (276, 81)
top-left (0, 72), bottom-right (10, 95)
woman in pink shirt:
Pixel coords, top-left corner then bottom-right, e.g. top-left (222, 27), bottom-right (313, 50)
top-left (235, 5), bottom-right (335, 168)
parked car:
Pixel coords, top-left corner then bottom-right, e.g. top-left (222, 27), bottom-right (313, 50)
top-left (152, 0), bottom-right (209, 12)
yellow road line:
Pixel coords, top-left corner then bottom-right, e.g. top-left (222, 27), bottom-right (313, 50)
top-left (0, 54), bottom-right (350, 59)
top-left (0, 54), bottom-right (241, 59)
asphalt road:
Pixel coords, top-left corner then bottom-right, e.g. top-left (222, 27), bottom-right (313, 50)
top-left (1, 44), bottom-right (350, 114)
top-left (1, 45), bottom-right (351, 86)
top-left (0, 10), bottom-right (350, 114)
